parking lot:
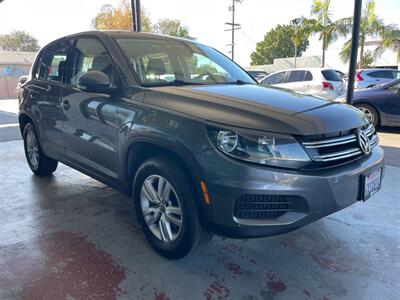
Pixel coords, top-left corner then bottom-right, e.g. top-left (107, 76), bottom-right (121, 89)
top-left (0, 99), bottom-right (399, 299)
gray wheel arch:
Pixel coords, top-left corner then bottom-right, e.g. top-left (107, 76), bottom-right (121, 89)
top-left (121, 135), bottom-right (211, 225)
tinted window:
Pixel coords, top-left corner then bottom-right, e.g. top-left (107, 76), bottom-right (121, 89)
top-left (287, 70), bottom-right (306, 83)
top-left (321, 69), bottom-right (341, 81)
top-left (38, 40), bottom-right (69, 82)
top-left (263, 71), bottom-right (286, 85)
top-left (70, 38), bottom-right (115, 86)
top-left (388, 82), bottom-right (400, 91)
top-left (368, 70), bottom-right (394, 79)
top-left (304, 71), bottom-right (313, 81)
top-left (116, 38), bottom-right (255, 86)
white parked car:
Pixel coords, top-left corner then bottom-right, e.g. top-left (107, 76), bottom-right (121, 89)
top-left (260, 68), bottom-right (346, 100)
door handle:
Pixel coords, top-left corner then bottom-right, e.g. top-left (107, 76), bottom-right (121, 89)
top-left (62, 100), bottom-right (71, 110)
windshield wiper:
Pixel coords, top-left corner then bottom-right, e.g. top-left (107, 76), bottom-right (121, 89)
top-left (141, 80), bottom-right (206, 87)
top-left (221, 80), bottom-right (254, 85)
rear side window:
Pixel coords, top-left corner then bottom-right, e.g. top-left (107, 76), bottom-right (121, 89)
top-left (321, 69), bottom-right (342, 81)
top-left (38, 40), bottom-right (69, 82)
top-left (287, 70), bottom-right (306, 83)
top-left (393, 71), bottom-right (400, 79)
top-left (367, 70), bottom-right (394, 79)
top-left (304, 71), bottom-right (313, 81)
top-left (263, 71), bottom-right (286, 85)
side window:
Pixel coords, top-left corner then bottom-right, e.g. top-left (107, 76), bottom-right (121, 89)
top-left (394, 71), bottom-right (400, 79)
top-left (38, 40), bottom-right (69, 82)
top-left (70, 38), bottom-right (115, 86)
top-left (368, 70), bottom-right (394, 79)
top-left (287, 70), bottom-right (306, 83)
top-left (304, 71), bottom-right (313, 81)
top-left (263, 71), bottom-right (286, 85)
top-left (388, 82), bottom-right (400, 91)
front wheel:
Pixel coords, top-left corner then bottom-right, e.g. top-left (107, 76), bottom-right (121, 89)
top-left (355, 103), bottom-right (379, 127)
top-left (133, 155), bottom-right (212, 259)
top-left (23, 123), bottom-right (58, 176)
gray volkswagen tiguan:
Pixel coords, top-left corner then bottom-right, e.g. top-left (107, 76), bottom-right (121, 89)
top-left (19, 31), bottom-right (384, 259)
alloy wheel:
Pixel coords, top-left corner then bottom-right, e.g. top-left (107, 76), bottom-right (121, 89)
top-left (26, 130), bottom-right (39, 169)
top-left (358, 107), bottom-right (374, 124)
top-left (140, 175), bottom-right (183, 243)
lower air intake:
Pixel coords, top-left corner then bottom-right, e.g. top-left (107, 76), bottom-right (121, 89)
top-left (233, 194), bottom-right (296, 220)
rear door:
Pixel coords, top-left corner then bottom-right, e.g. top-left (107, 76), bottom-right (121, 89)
top-left (284, 70), bottom-right (309, 93)
top-left (23, 39), bottom-right (71, 160)
top-left (61, 37), bottom-right (120, 179)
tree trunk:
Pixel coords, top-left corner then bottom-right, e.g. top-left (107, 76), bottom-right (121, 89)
top-left (321, 36), bottom-right (326, 68)
top-left (359, 35), bottom-right (365, 69)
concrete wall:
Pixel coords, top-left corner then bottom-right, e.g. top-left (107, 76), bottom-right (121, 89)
top-left (0, 64), bottom-right (31, 99)
top-left (245, 56), bottom-right (322, 74)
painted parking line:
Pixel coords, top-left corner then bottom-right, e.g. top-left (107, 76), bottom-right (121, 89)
top-left (0, 123), bottom-right (19, 128)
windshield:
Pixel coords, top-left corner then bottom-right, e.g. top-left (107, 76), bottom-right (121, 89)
top-left (115, 37), bottom-right (255, 87)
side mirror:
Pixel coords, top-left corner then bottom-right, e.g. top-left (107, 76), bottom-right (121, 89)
top-left (77, 71), bottom-right (118, 94)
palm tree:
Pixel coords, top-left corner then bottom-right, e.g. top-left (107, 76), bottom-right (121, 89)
top-left (339, 0), bottom-right (395, 68)
top-left (379, 29), bottom-right (400, 63)
top-left (299, 0), bottom-right (350, 67)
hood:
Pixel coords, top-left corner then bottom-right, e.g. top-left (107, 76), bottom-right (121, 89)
top-left (144, 84), bottom-right (368, 135)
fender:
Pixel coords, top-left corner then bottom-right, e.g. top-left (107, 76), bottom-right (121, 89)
top-left (119, 132), bottom-right (212, 226)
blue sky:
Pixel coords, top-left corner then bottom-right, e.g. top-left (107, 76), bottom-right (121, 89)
top-left (0, 0), bottom-right (399, 66)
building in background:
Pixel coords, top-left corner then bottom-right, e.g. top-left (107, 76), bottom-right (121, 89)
top-left (0, 50), bottom-right (36, 99)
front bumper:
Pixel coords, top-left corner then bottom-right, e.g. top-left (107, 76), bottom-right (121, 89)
top-left (196, 146), bottom-right (385, 238)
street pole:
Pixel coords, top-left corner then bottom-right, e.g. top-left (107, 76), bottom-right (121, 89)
top-left (346, 0), bottom-right (362, 105)
top-left (291, 17), bottom-right (303, 69)
top-left (231, 0), bottom-right (235, 60)
top-left (225, 0), bottom-right (241, 61)
top-left (131, 0), bottom-right (141, 32)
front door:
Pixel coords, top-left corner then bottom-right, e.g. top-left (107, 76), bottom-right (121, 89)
top-left (385, 82), bottom-right (400, 125)
top-left (61, 37), bottom-right (120, 179)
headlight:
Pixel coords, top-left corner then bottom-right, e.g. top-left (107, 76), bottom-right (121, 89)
top-left (335, 96), bottom-right (346, 103)
top-left (207, 127), bottom-right (311, 169)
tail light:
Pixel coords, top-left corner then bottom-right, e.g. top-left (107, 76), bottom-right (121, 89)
top-left (322, 81), bottom-right (334, 90)
top-left (356, 70), bottom-right (364, 81)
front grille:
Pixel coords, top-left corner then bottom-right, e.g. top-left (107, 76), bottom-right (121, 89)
top-left (233, 194), bottom-right (293, 220)
top-left (302, 123), bottom-right (379, 165)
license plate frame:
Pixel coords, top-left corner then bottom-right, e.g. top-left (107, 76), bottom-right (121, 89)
top-left (360, 168), bottom-right (382, 201)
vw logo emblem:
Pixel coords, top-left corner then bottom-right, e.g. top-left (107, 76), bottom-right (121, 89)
top-left (357, 129), bottom-right (371, 155)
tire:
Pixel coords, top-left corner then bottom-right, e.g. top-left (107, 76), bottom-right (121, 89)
top-left (23, 123), bottom-right (58, 176)
top-left (355, 103), bottom-right (379, 127)
top-left (133, 155), bottom-right (212, 259)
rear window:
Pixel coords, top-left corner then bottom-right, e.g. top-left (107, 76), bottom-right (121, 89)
top-left (321, 69), bottom-right (342, 81)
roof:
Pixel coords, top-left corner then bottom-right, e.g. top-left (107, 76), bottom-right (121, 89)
top-left (53, 30), bottom-right (201, 46)
top-left (0, 50), bottom-right (37, 65)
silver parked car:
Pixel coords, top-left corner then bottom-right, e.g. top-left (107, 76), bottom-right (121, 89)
top-left (355, 68), bottom-right (400, 89)
top-left (261, 68), bottom-right (346, 100)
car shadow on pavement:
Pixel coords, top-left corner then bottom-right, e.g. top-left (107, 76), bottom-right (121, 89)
top-left (377, 126), bottom-right (400, 134)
